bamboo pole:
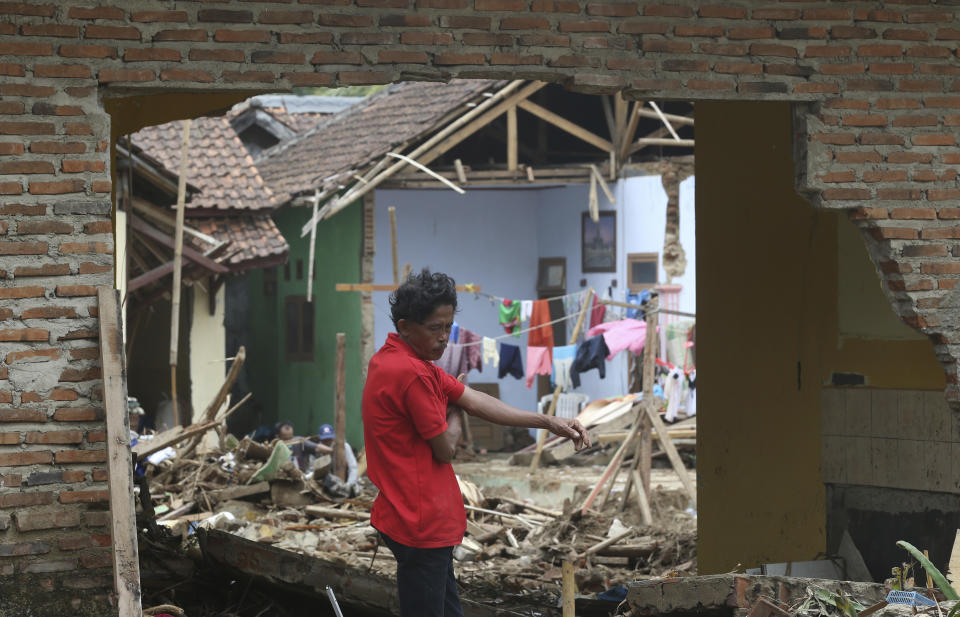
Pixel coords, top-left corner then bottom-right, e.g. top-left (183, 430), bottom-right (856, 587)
top-left (169, 119), bottom-right (192, 427)
top-left (334, 333), bottom-right (347, 481)
top-left (389, 206), bottom-right (399, 285)
top-left (639, 295), bottom-right (659, 498)
top-left (306, 190), bottom-right (319, 302)
top-left (529, 288), bottom-right (595, 474)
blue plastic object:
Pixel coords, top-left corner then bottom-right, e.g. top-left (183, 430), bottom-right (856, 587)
top-left (886, 590), bottom-right (937, 608)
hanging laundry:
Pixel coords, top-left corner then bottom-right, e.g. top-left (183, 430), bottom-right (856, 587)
top-left (482, 336), bottom-right (499, 368)
top-left (520, 300), bottom-right (533, 323)
top-left (498, 343), bottom-right (523, 379)
top-left (435, 328), bottom-right (482, 378)
top-left (626, 290), bottom-right (651, 319)
top-left (527, 299), bottom-right (554, 350)
top-left (526, 345), bottom-right (552, 389)
top-left (587, 318), bottom-right (648, 360)
top-left (435, 343), bottom-right (464, 378)
top-left (684, 370), bottom-right (696, 417)
top-left (551, 344), bottom-right (577, 392)
top-left (563, 294), bottom-right (582, 340)
top-left (663, 366), bottom-right (684, 422)
top-left (459, 329), bottom-right (482, 374)
top-left (499, 299), bottom-right (521, 336)
top-left (570, 335), bottom-right (610, 388)
top-left (450, 321), bottom-right (460, 344)
top-left (589, 295), bottom-right (606, 329)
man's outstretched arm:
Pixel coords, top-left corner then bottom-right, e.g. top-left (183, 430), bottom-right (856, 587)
top-left (455, 385), bottom-right (590, 450)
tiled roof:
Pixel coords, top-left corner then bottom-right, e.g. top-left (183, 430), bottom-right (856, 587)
top-left (256, 80), bottom-right (503, 201)
top-left (192, 215), bottom-right (288, 270)
top-left (131, 115), bottom-right (276, 213)
top-left (265, 109), bottom-right (329, 134)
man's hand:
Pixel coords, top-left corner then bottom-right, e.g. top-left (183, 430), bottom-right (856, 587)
top-left (545, 417), bottom-right (591, 450)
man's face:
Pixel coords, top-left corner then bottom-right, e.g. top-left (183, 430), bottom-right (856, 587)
top-left (398, 304), bottom-right (455, 362)
top-left (278, 424), bottom-right (294, 440)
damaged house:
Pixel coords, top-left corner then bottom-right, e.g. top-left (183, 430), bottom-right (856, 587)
top-left (2, 2), bottom-right (960, 615)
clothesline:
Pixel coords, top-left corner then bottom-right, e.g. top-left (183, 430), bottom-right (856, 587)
top-left (454, 307), bottom-right (662, 347)
top-left (468, 287), bottom-right (589, 306)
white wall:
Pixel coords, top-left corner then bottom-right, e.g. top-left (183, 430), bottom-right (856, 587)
top-left (373, 176), bottom-right (695, 414)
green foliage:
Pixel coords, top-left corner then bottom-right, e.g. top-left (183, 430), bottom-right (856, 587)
top-left (896, 540), bottom-right (959, 601)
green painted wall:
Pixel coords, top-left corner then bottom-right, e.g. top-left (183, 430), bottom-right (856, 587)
top-left (246, 204), bottom-right (365, 448)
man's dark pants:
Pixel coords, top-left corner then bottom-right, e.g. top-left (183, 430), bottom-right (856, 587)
top-left (381, 533), bottom-right (463, 617)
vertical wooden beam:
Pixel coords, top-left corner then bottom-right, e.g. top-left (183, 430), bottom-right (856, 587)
top-left (334, 332), bottom-right (347, 481)
top-left (507, 106), bottom-right (518, 171)
top-left (307, 190), bottom-right (319, 302)
top-left (169, 119), bottom-right (191, 427)
top-left (529, 288), bottom-right (595, 473)
top-left (388, 206), bottom-right (399, 286)
top-left (640, 294), bottom-right (658, 496)
top-left (562, 560), bottom-right (576, 617)
top-left (97, 287), bottom-right (142, 617)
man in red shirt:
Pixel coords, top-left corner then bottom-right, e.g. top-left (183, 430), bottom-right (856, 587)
top-left (363, 269), bottom-right (590, 617)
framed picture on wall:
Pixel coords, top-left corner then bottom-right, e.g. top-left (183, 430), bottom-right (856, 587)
top-left (582, 211), bottom-right (616, 273)
top-left (537, 257), bottom-right (566, 294)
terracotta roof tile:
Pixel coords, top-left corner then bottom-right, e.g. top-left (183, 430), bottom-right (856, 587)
top-left (192, 215), bottom-right (288, 270)
top-left (131, 115), bottom-right (276, 213)
top-left (256, 80), bottom-right (503, 201)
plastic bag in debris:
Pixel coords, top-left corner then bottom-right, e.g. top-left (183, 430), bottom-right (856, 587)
top-left (146, 446), bottom-right (177, 466)
top-left (197, 511), bottom-right (235, 531)
top-left (218, 451), bottom-right (236, 473)
top-left (323, 472), bottom-right (359, 498)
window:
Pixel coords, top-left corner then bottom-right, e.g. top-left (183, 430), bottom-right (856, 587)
top-left (263, 267), bottom-right (277, 296)
top-left (296, 259), bottom-right (303, 280)
top-left (627, 253), bottom-right (658, 292)
top-left (283, 262), bottom-right (291, 281)
top-left (285, 295), bottom-right (314, 362)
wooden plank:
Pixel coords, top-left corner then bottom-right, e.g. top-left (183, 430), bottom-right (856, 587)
top-left (635, 137), bottom-right (695, 147)
top-left (517, 99), bottom-right (614, 152)
top-left (130, 215), bottom-right (229, 274)
top-left (562, 560), bottom-right (575, 617)
top-left (507, 107), bottom-right (518, 171)
top-left (529, 288), bottom-right (595, 473)
top-left (631, 470), bottom-right (653, 525)
top-left (620, 101), bottom-right (643, 162)
top-left (644, 401), bottom-right (697, 507)
top-left (334, 333), bottom-right (347, 481)
top-left (97, 287), bottom-right (142, 617)
top-left (128, 260), bottom-right (174, 292)
top-left (636, 108), bottom-right (694, 126)
top-left (304, 506), bottom-right (370, 521)
top-left (388, 207), bottom-right (399, 285)
top-left (169, 119), bottom-right (191, 428)
top-left (335, 283), bottom-right (480, 292)
top-left (208, 481), bottom-right (270, 503)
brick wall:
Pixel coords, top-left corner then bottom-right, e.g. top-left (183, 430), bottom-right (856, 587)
top-left (2, 0), bottom-right (960, 611)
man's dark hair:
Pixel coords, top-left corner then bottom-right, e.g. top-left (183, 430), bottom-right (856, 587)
top-left (390, 268), bottom-right (458, 327)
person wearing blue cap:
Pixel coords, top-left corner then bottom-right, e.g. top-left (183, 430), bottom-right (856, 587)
top-left (316, 423), bottom-right (358, 486)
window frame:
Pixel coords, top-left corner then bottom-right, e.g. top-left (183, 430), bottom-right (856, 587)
top-left (626, 252), bottom-right (659, 292)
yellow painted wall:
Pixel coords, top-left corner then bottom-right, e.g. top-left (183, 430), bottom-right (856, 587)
top-left (189, 283), bottom-right (226, 419)
top-left (696, 102), bottom-right (943, 574)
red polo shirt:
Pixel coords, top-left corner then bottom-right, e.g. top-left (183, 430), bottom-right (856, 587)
top-left (362, 333), bottom-right (467, 548)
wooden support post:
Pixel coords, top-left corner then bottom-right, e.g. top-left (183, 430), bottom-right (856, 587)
top-left (97, 287), bottom-right (143, 617)
top-left (169, 119), bottom-right (192, 427)
top-left (334, 332), bottom-right (347, 481)
top-left (639, 295), bottom-right (659, 497)
top-left (517, 99), bottom-right (614, 152)
top-left (454, 159), bottom-right (467, 184)
top-left (529, 288), bottom-right (595, 474)
top-left (562, 560), bottom-right (576, 617)
top-left (631, 469), bottom-right (653, 525)
top-left (306, 190), bottom-right (319, 302)
top-left (389, 206), bottom-right (399, 286)
top-left (580, 402), bottom-right (643, 514)
top-left (644, 395), bottom-right (697, 507)
top-left (507, 106), bottom-right (518, 171)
